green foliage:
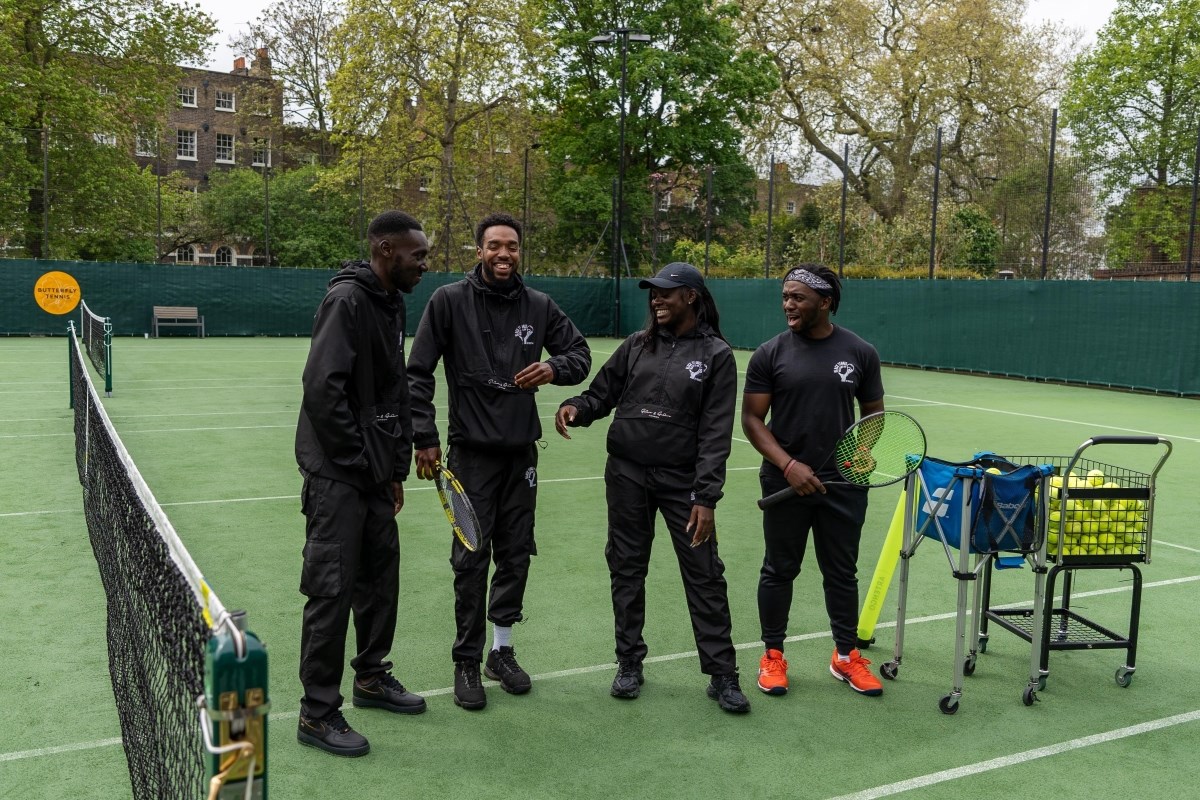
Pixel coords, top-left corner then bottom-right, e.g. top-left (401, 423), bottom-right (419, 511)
top-left (1, 0), bottom-right (216, 257)
top-left (1104, 187), bottom-right (1193, 269)
top-left (946, 205), bottom-right (1000, 274)
top-left (536, 0), bottom-right (778, 267)
top-left (1062, 0), bottom-right (1200, 197)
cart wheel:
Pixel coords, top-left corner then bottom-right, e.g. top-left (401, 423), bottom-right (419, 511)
top-left (963, 656), bottom-right (977, 676)
top-left (978, 636), bottom-right (988, 654)
top-left (1115, 668), bottom-right (1133, 688)
top-left (881, 661), bottom-right (899, 681)
top-left (1022, 686), bottom-right (1037, 706)
top-left (938, 694), bottom-right (959, 715)
top-left (1037, 676), bottom-right (1047, 691)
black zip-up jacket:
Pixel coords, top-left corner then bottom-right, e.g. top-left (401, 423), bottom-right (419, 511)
top-left (560, 324), bottom-right (736, 507)
top-left (295, 262), bottom-right (413, 488)
top-left (408, 266), bottom-right (591, 451)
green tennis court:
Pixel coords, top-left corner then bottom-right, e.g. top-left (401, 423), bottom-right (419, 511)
top-left (2, 335), bottom-right (1198, 799)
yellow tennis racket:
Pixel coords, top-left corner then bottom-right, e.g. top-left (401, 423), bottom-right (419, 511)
top-left (434, 462), bottom-right (480, 551)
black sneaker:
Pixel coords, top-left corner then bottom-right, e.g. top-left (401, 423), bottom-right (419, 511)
top-left (610, 660), bottom-right (644, 699)
top-left (707, 671), bottom-right (751, 714)
top-left (484, 646), bottom-right (532, 695)
top-left (454, 660), bottom-right (487, 710)
top-left (352, 672), bottom-right (427, 714)
top-left (297, 710), bottom-right (370, 757)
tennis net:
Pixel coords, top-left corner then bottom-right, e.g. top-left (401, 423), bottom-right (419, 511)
top-left (68, 325), bottom-right (230, 799)
top-left (80, 299), bottom-right (113, 396)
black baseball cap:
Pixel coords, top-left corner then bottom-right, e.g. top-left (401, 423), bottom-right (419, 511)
top-left (638, 262), bottom-right (705, 291)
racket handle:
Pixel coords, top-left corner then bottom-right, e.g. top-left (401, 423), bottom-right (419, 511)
top-left (757, 485), bottom-right (797, 510)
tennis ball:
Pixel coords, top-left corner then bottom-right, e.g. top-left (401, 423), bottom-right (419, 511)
top-left (1120, 545), bottom-right (1140, 555)
top-left (1097, 533), bottom-right (1116, 548)
top-left (1048, 510), bottom-right (1062, 528)
top-left (1068, 476), bottom-right (1087, 490)
top-left (985, 467), bottom-right (1002, 475)
top-left (1086, 469), bottom-right (1106, 486)
top-left (1081, 520), bottom-right (1099, 535)
top-left (1097, 518), bottom-right (1111, 533)
top-left (1066, 521), bottom-right (1084, 535)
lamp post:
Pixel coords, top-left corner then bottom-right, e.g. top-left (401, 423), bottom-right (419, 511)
top-left (523, 141), bottom-right (541, 271)
top-left (590, 27), bottom-right (651, 336)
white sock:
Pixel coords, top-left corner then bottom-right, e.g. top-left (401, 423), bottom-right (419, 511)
top-left (492, 625), bottom-right (512, 651)
top-left (837, 652), bottom-right (851, 663)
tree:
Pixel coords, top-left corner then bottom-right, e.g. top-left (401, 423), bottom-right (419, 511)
top-left (1062, 0), bottom-right (1200, 197)
top-left (231, 0), bottom-right (344, 140)
top-left (741, 0), bottom-right (1066, 223)
top-left (330, 0), bottom-right (539, 271)
top-left (536, 0), bottom-right (778, 271)
top-left (1, 0), bottom-right (216, 257)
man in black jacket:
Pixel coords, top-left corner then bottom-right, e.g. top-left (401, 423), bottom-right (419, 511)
top-left (295, 210), bottom-right (429, 757)
top-left (408, 212), bottom-right (591, 710)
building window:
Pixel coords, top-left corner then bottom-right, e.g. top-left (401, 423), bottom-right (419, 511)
top-left (252, 138), bottom-right (271, 167)
top-left (418, 174), bottom-right (431, 192)
top-left (687, 195), bottom-right (699, 211)
top-left (93, 133), bottom-right (117, 147)
top-left (178, 86), bottom-right (197, 107)
top-left (135, 129), bottom-right (158, 157)
top-left (657, 192), bottom-right (671, 212)
top-left (655, 231), bottom-right (670, 243)
top-left (215, 90), bottom-right (236, 112)
top-left (785, 200), bottom-right (796, 215)
top-left (96, 83), bottom-right (112, 96)
top-left (214, 246), bottom-right (234, 266)
top-left (215, 133), bottom-right (235, 163)
top-left (176, 130), bottom-right (197, 160)
top-left (176, 245), bottom-right (196, 263)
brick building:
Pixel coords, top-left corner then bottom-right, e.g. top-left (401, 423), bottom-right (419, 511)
top-left (135, 49), bottom-right (283, 265)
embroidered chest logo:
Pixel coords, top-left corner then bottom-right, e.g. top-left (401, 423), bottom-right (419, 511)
top-left (524, 466), bottom-right (537, 487)
top-left (514, 323), bottom-right (535, 345)
top-left (833, 361), bottom-right (856, 383)
top-left (685, 360), bottom-right (708, 382)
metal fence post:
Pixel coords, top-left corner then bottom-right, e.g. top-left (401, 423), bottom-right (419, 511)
top-left (1041, 108), bottom-right (1058, 279)
top-left (929, 127), bottom-right (942, 280)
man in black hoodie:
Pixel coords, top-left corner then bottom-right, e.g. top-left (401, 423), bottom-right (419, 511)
top-left (295, 210), bottom-right (429, 757)
top-left (408, 212), bottom-right (591, 710)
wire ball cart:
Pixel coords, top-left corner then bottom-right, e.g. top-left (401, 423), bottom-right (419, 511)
top-left (980, 436), bottom-right (1173, 707)
top-left (880, 454), bottom-right (1054, 714)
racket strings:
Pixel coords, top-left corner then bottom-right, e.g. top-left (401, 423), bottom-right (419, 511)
top-left (837, 415), bottom-right (926, 486)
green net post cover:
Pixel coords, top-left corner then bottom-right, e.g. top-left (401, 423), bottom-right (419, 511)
top-left (205, 611), bottom-right (269, 799)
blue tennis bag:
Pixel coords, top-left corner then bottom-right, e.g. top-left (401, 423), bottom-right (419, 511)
top-left (917, 454), bottom-right (1052, 554)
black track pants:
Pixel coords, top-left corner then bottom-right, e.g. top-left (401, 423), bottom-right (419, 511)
top-left (605, 455), bottom-right (737, 675)
top-left (757, 473), bottom-right (868, 655)
top-left (448, 444), bottom-right (538, 663)
top-left (299, 473), bottom-right (399, 720)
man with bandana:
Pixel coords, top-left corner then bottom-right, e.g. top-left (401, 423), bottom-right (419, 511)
top-left (740, 264), bottom-right (886, 699)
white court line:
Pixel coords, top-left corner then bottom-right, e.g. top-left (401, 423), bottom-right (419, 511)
top-left (3, 574), bottom-right (1197, 765)
top-left (888, 392), bottom-right (1200, 444)
top-left (825, 710), bottom-right (1200, 800)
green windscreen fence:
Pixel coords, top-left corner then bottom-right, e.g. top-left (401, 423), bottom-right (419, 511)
top-left (4, 259), bottom-right (1198, 395)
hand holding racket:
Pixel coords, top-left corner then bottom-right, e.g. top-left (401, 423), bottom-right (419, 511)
top-left (757, 411), bottom-right (926, 510)
top-left (432, 461), bottom-right (481, 552)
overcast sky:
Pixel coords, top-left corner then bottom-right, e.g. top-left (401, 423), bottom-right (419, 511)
top-left (198, 0), bottom-right (1122, 72)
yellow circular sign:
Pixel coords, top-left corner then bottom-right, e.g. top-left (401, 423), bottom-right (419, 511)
top-left (33, 271), bottom-right (81, 315)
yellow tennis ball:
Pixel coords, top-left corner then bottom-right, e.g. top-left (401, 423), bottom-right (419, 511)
top-left (1086, 469), bottom-right (1106, 486)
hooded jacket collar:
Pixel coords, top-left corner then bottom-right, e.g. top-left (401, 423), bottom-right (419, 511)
top-left (466, 262), bottom-right (525, 300)
top-left (330, 260), bottom-right (397, 305)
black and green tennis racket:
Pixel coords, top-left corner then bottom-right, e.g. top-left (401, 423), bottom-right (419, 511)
top-left (757, 411), bottom-right (926, 509)
top-left (434, 462), bottom-right (481, 551)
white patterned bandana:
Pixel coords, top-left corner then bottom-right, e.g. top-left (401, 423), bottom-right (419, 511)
top-left (783, 268), bottom-right (833, 292)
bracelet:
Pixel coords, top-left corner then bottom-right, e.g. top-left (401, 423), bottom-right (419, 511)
top-left (783, 459), bottom-right (797, 478)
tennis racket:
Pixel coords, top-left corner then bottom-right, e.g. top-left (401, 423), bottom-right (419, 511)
top-left (757, 411), bottom-right (926, 509)
top-left (434, 462), bottom-right (481, 552)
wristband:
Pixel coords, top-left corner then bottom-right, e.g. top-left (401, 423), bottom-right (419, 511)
top-left (783, 459), bottom-right (797, 479)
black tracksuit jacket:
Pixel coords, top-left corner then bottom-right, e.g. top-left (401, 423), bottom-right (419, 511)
top-left (561, 324), bottom-right (736, 507)
top-left (408, 266), bottom-right (591, 451)
top-left (295, 262), bottom-right (413, 488)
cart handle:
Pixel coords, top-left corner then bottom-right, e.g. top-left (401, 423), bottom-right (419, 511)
top-left (1084, 435), bottom-right (1165, 446)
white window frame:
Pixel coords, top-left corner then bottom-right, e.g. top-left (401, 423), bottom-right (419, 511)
top-left (135, 129), bottom-right (158, 157)
top-left (178, 86), bottom-right (197, 107)
top-left (176, 129), bottom-right (197, 161)
top-left (214, 245), bottom-right (234, 266)
top-left (785, 200), bottom-right (796, 215)
top-left (655, 231), bottom-right (670, 243)
top-left (176, 245), bottom-right (196, 263)
top-left (93, 132), bottom-right (117, 147)
top-left (252, 138), bottom-right (271, 167)
top-left (215, 90), bottom-right (236, 112)
top-left (657, 192), bottom-right (671, 212)
top-left (214, 133), bottom-right (235, 164)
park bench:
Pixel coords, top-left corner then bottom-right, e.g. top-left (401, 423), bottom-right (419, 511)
top-left (152, 305), bottom-right (206, 338)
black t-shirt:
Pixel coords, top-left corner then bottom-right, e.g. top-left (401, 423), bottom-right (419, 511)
top-left (744, 325), bottom-right (884, 479)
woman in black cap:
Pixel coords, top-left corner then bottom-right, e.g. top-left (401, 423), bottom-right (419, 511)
top-left (554, 262), bottom-right (748, 713)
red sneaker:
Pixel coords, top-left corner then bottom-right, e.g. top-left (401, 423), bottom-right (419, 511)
top-left (757, 649), bottom-right (789, 695)
top-left (829, 649), bottom-right (882, 696)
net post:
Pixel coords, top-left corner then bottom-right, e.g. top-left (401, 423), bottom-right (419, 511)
top-left (204, 610), bottom-right (269, 799)
top-left (103, 317), bottom-right (113, 397)
top-left (68, 321), bottom-right (76, 409)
